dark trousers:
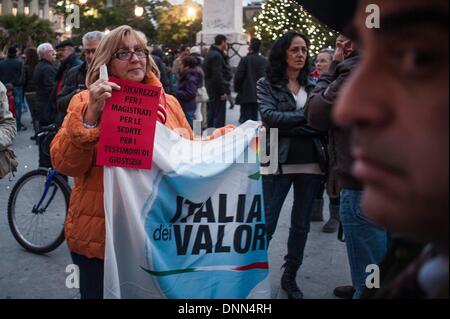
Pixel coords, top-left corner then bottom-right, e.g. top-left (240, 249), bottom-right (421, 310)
top-left (240, 103), bottom-right (259, 123)
top-left (263, 174), bottom-right (323, 266)
top-left (207, 98), bottom-right (226, 128)
top-left (70, 252), bottom-right (104, 299)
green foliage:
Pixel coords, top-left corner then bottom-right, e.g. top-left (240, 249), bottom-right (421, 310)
top-left (254, 0), bottom-right (337, 55)
top-left (155, 0), bottom-right (202, 49)
top-left (0, 14), bottom-right (54, 50)
top-left (56, 0), bottom-right (163, 44)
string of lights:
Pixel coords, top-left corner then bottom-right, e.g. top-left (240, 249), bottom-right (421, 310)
top-left (253, 0), bottom-right (337, 55)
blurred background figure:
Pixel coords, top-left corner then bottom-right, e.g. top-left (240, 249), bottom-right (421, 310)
top-left (175, 55), bottom-right (203, 129)
top-left (0, 81), bottom-right (17, 157)
top-left (314, 48), bottom-right (334, 78)
top-left (204, 35), bottom-right (232, 128)
top-left (56, 31), bottom-right (104, 127)
top-left (5, 83), bottom-right (16, 118)
top-left (151, 45), bottom-right (174, 94)
top-left (34, 42), bottom-right (57, 168)
top-left (0, 46), bottom-right (24, 131)
top-left (234, 37), bottom-right (268, 123)
top-left (20, 47), bottom-right (39, 141)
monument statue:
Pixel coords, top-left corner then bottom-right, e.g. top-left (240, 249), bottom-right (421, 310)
top-left (197, 0), bottom-right (248, 67)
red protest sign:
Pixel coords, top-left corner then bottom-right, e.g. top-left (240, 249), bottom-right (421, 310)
top-left (96, 77), bottom-right (161, 170)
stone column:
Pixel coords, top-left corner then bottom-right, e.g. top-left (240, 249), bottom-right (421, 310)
top-left (197, 0), bottom-right (247, 67)
top-left (2, 0), bottom-right (14, 15)
top-left (43, 0), bottom-right (50, 20)
top-left (17, 0), bottom-right (24, 15)
top-left (30, 0), bottom-right (39, 16)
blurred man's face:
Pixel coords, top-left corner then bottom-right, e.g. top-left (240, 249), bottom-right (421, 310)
top-left (43, 47), bottom-right (56, 63)
top-left (336, 35), bottom-right (355, 58)
top-left (333, 0), bottom-right (449, 248)
top-left (56, 45), bottom-right (74, 61)
top-left (219, 40), bottom-right (228, 52)
top-left (82, 40), bottom-right (100, 66)
top-left (181, 47), bottom-right (191, 57)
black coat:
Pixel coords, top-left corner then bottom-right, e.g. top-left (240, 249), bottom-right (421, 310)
top-left (203, 46), bottom-right (232, 99)
top-left (20, 64), bottom-right (37, 92)
top-left (0, 57), bottom-right (23, 87)
top-left (175, 67), bottom-right (203, 113)
top-left (257, 76), bottom-right (327, 169)
top-left (234, 52), bottom-right (268, 105)
top-left (152, 54), bottom-right (174, 94)
top-left (55, 62), bottom-right (88, 126)
top-left (304, 52), bottom-right (361, 189)
top-left (33, 60), bottom-right (57, 123)
top-left (48, 54), bottom-right (83, 124)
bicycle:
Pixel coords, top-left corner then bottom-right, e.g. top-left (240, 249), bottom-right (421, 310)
top-left (7, 125), bottom-right (71, 254)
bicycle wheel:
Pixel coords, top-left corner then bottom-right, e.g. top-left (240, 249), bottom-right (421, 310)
top-left (7, 169), bottom-right (71, 254)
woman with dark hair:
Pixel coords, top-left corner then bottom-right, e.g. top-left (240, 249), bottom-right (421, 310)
top-left (20, 47), bottom-right (39, 139)
top-left (257, 31), bottom-right (326, 299)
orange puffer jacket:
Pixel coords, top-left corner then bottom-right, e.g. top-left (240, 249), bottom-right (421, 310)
top-left (51, 72), bottom-right (232, 259)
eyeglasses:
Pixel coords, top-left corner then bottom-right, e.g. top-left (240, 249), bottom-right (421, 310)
top-left (83, 48), bottom-right (96, 55)
top-left (113, 48), bottom-right (149, 61)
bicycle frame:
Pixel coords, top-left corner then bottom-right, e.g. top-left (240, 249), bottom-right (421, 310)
top-left (32, 169), bottom-right (59, 215)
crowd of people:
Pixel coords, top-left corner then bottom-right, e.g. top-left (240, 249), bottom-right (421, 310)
top-left (0, 0), bottom-right (447, 300)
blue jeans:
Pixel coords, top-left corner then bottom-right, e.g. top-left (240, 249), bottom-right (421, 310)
top-left (340, 189), bottom-right (388, 299)
top-left (13, 86), bottom-right (24, 130)
top-left (263, 174), bottom-right (323, 266)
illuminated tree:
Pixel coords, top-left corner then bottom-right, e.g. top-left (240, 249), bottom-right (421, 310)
top-left (155, 0), bottom-right (202, 48)
top-left (254, 0), bottom-right (337, 55)
top-left (0, 15), bottom-right (54, 50)
top-left (54, 0), bottom-right (163, 43)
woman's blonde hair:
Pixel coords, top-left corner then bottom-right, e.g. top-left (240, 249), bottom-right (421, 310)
top-left (86, 25), bottom-right (160, 87)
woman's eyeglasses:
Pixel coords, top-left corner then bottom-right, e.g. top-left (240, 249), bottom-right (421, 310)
top-left (113, 48), bottom-right (149, 61)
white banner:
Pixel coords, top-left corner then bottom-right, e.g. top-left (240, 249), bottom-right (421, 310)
top-left (103, 121), bottom-right (270, 299)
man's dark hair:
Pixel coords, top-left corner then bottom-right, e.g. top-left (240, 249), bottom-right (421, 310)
top-left (249, 38), bottom-right (262, 53)
top-left (181, 55), bottom-right (200, 69)
top-left (180, 45), bottom-right (189, 52)
top-left (55, 39), bottom-right (75, 49)
top-left (267, 31), bottom-right (311, 87)
top-left (7, 46), bottom-right (17, 58)
top-left (214, 34), bottom-right (227, 46)
top-left (152, 46), bottom-right (164, 59)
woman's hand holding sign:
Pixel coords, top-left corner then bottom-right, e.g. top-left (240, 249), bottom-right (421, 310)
top-left (85, 78), bottom-right (121, 126)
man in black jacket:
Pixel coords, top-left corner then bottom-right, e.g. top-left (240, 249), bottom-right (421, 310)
top-left (234, 38), bottom-right (268, 123)
top-left (305, 35), bottom-right (388, 299)
top-left (0, 46), bottom-right (24, 131)
top-left (34, 43), bottom-right (57, 168)
top-left (151, 46), bottom-right (174, 95)
top-left (51, 40), bottom-right (83, 124)
top-left (34, 43), bottom-right (57, 127)
top-left (56, 31), bottom-right (104, 126)
top-left (203, 34), bottom-right (232, 128)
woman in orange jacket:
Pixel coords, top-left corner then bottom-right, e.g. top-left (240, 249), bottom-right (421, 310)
top-left (51, 25), bottom-right (232, 299)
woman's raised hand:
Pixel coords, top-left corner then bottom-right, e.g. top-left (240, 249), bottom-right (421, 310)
top-left (84, 79), bottom-right (121, 125)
